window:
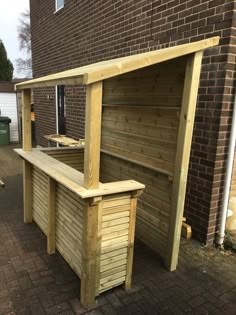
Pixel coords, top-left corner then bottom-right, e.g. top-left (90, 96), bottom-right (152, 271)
top-left (55, 0), bottom-right (64, 11)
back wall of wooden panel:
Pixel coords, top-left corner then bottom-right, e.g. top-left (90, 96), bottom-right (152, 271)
top-left (100, 57), bottom-right (186, 260)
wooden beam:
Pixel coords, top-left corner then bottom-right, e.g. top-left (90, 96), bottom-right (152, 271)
top-left (125, 195), bottom-right (138, 289)
top-left (15, 37), bottom-right (219, 89)
top-left (47, 177), bottom-right (56, 254)
top-left (80, 199), bottom-right (100, 307)
top-left (166, 51), bottom-right (203, 271)
top-left (22, 89), bottom-right (32, 151)
top-left (23, 160), bottom-right (32, 223)
top-left (84, 81), bottom-right (103, 189)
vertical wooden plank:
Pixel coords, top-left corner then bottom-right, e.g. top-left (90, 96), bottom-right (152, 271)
top-left (95, 200), bottom-right (103, 295)
top-left (23, 160), bottom-right (32, 223)
top-left (22, 89), bottom-right (32, 151)
top-left (81, 198), bottom-right (100, 307)
top-left (125, 196), bottom-right (137, 289)
top-left (166, 51), bottom-right (203, 271)
top-left (84, 81), bottom-right (103, 189)
top-left (47, 176), bottom-right (56, 254)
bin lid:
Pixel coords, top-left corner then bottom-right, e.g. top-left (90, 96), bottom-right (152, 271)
top-left (0, 116), bottom-right (11, 123)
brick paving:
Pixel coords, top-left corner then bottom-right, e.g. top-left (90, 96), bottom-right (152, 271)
top-left (0, 145), bottom-right (236, 315)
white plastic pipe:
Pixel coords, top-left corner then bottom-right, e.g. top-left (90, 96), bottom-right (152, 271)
top-left (216, 92), bottom-right (236, 246)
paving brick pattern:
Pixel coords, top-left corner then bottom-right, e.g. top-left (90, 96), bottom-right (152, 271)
top-left (0, 145), bottom-right (236, 314)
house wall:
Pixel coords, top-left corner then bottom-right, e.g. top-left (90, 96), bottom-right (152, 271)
top-left (30, 0), bottom-right (236, 244)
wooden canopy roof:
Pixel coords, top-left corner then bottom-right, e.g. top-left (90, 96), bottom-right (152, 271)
top-left (16, 37), bottom-right (219, 90)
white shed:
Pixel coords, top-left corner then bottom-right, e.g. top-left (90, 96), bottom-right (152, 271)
top-left (0, 81), bottom-right (19, 143)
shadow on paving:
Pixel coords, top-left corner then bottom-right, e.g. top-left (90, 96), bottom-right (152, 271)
top-left (0, 145), bottom-right (236, 314)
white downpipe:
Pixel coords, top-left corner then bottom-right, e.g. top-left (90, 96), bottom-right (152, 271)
top-left (216, 92), bottom-right (236, 245)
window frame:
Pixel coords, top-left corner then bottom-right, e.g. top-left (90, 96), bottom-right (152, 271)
top-left (55, 0), bottom-right (64, 12)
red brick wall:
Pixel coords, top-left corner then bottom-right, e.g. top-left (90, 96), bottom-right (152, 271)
top-left (30, 0), bottom-right (236, 243)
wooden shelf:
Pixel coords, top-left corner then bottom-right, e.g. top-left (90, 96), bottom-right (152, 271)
top-left (15, 149), bottom-right (144, 198)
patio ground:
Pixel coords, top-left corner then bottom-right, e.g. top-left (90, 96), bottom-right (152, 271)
top-left (0, 145), bottom-right (236, 315)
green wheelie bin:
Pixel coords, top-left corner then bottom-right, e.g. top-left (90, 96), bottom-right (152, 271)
top-left (0, 117), bottom-right (11, 145)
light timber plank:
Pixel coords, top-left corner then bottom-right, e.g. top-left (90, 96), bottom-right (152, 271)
top-left (102, 235), bottom-right (129, 248)
top-left (101, 254), bottom-right (127, 269)
top-left (100, 270), bottom-right (126, 285)
top-left (84, 81), bottom-right (103, 189)
top-left (22, 89), bottom-right (32, 151)
top-left (100, 264), bottom-right (127, 279)
top-left (81, 201), bottom-right (99, 307)
top-left (99, 277), bottom-right (126, 293)
top-left (102, 217), bottom-right (130, 229)
top-left (125, 197), bottom-right (137, 289)
top-left (101, 241), bottom-right (128, 255)
top-left (166, 51), bottom-right (203, 271)
top-left (16, 149), bottom-right (144, 199)
top-left (102, 211), bottom-right (130, 222)
top-left (103, 205), bottom-right (130, 215)
top-left (101, 149), bottom-right (173, 178)
top-left (23, 160), bottom-right (32, 223)
top-left (16, 37), bottom-right (219, 89)
top-left (102, 229), bottom-right (128, 242)
top-left (96, 201), bottom-right (103, 295)
top-left (102, 223), bottom-right (130, 235)
top-left (47, 177), bottom-right (56, 254)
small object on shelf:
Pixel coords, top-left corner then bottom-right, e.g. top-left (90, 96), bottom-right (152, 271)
top-left (44, 134), bottom-right (85, 147)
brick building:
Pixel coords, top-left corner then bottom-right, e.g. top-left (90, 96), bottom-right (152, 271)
top-left (30, 0), bottom-right (236, 245)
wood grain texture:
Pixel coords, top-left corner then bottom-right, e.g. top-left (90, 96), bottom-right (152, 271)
top-left (22, 89), bottom-right (32, 151)
top-left (125, 196), bottom-right (138, 289)
top-left (84, 81), bottom-right (103, 189)
top-left (56, 184), bottom-right (84, 277)
top-left (32, 166), bottom-right (48, 233)
top-left (46, 148), bottom-right (84, 172)
top-left (81, 201), bottom-right (99, 307)
top-left (100, 153), bottom-right (170, 259)
top-left (166, 51), bottom-right (203, 271)
top-left (47, 177), bottom-right (56, 254)
top-left (23, 160), bottom-right (32, 223)
top-left (15, 37), bottom-right (219, 89)
top-left (99, 193), bottom-right (131, 293)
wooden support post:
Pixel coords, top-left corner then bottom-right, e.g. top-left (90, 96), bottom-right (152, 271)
top-left (47, 177), bottom-right (56, 254)
top-left (22, 89), bottom-right (32, 151)
top-left (166, 51), bottom-right (203, 271)
top-left (81, 197), bottom-right (101, 307)
top-left (84, 81), bottom-right (103, 189)
top-left (22, 89), bottom-right (32, 223)
top-left (125, 190), bottom-right (141, 289)
top-left (23, 160), bottom-right (32, 223)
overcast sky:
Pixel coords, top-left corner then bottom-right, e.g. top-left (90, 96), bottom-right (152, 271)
top-left (0, 0), bottom-right (30, 77)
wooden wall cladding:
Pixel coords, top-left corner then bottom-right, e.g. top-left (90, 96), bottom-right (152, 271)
top-left (32, 166), bottom-right (48, 233)
top-left (99, 193), bottom-right (130, 293)
top-left (100, 153), bottom-right (171, 258)
top-left (102, 57), bottom-right (186, 106)
top-left (56, 184), bottom-right (84, 277)
top-left (46, 149), bottom-right (84, 172)
top-left (100, 58), bottom-right (186, 259)
top-left (30, 164), bottom-right (136, 297)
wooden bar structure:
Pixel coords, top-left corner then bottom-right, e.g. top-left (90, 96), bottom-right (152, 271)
top-left (15, 37), bottom-right (219, 307)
